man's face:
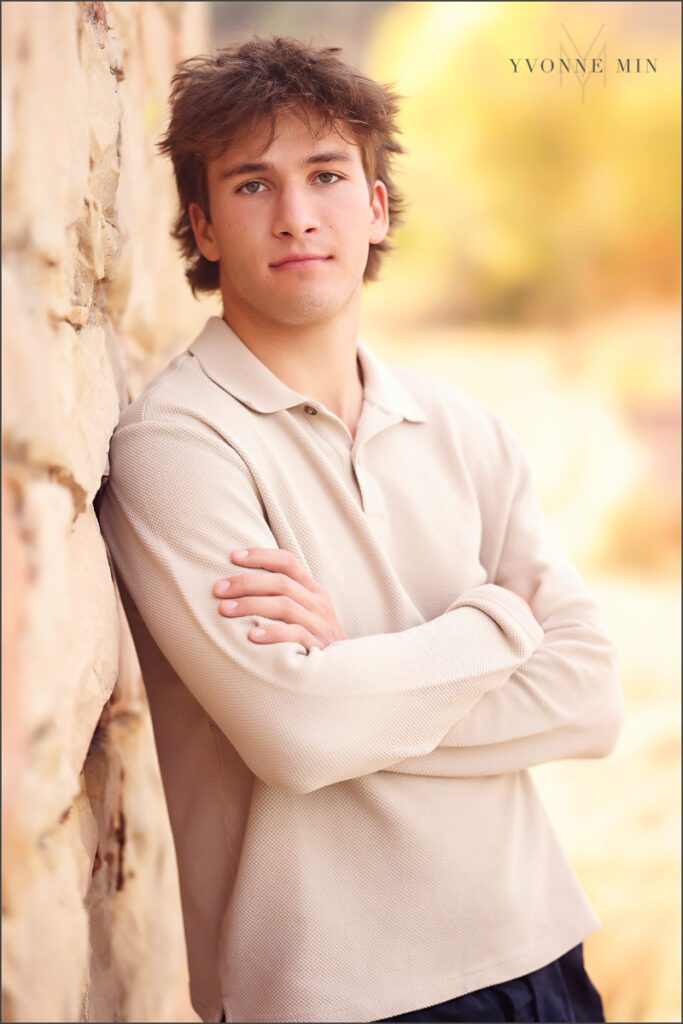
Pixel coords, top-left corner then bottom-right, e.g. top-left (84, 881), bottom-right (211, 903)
top-left (189, 109), bottom-right (389, 326)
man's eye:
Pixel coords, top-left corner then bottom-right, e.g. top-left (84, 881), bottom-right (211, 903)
top-left (236, 173), bottom-right (341, 193)
top-left (237, 180), bottom-right (266, 194)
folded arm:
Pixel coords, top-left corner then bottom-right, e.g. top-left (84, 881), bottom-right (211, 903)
top-left (389, 415), bottom-right (625, 780)
top-left (98, 411), bottom-right (543, 795)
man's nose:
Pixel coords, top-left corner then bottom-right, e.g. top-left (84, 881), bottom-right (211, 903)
top-left (271, 184), bottom-right (320, 238)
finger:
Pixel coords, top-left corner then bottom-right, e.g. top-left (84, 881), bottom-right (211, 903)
top-left (247, 621), bottom-right (321, 651)
top-left (218, 595), bottom-right (324, 638)
top-left (213, 570), bottom-right (321, 615)
top-left (230, 547), bottom-right (322, 594)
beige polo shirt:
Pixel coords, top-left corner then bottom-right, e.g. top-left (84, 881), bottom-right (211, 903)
top-left (97, 315), bottom-right (625, 1024)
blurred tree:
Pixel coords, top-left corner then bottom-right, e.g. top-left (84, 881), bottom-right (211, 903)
top-left (365, 0), bottom-right (680, 328)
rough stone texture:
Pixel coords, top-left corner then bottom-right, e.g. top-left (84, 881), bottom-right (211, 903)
top-left (2, 3), bottom-right (217, 1020)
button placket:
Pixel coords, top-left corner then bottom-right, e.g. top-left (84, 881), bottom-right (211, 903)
top-left (302, 402), bottom-right (355, 449)
top-left (351, 446), bottom-right (388, 520)
top-left (299, 400), bottom-right (390, 522)
top-left (298, 404), bottom-right (365, 508)
top-left (301, 404), bottom-right (351, 458)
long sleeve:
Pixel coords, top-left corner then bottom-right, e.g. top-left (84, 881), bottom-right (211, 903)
top-left (389, 415), bottom-right (625, 780)
top-left (98, 411), bottom-right (544, 796)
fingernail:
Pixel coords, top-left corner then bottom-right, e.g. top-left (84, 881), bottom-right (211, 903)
top-left (215, 581), bottom-right (231, 595)
top-left (233, 549), bottom-right (249, 559)
top-left (250, 628), bottom-right (266, 637)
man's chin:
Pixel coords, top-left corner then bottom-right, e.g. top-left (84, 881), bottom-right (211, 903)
top-left (257, 295), bottom-right (349, 326)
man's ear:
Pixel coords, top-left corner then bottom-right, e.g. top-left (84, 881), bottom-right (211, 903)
top-left (369, 180), bottom-right (390, 246)
top-left (188, 201), bottom-right (221, 262)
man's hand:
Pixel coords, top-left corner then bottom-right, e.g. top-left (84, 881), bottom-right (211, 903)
top-left (213, 547), bottom-right (348, 651)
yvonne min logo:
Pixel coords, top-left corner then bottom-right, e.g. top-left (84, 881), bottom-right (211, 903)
top-left (509, 23), bottom-right (657, 102)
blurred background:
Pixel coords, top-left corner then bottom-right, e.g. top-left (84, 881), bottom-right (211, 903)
top-left (2, 2), bottom-right (680, 1022)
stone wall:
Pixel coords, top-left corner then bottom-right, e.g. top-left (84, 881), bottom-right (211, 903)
top-left (2, 3), bottom-right (218, 1020)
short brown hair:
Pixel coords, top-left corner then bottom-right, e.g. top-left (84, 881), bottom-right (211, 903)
top-left (157, 36), bottom-right (407, 298)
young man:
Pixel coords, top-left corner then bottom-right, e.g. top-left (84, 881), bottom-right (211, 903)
top-left (98, 37), bottom-right (625, 1024)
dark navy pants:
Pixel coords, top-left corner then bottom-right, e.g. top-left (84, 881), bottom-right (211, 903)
top-left (372, 944), bottom-right (606, 1022)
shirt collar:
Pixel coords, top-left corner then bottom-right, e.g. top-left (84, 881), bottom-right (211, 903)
top-left (187, 316), bottom-right (427, 423)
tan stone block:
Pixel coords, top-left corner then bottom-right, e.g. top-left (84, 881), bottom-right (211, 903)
top-left (100, 542), bottom-right (147, 719)
top-left (82, 729), bottom-right (125, 1020)
top-left (73, 773), bottom-right (100, 900)
top-left (2, 818), bottom-right (90, 1023)
top-left (101, 5), bottom-right (125, 83)
top-left (66, 505), bottom-right (120, 773)
top-left (1, 13), bottom-right (15, 181)
top-left (71, 231), bottom-right (97, 310)
top-left (78, 194), bottom-right (107, 282)
top-left (67, 320), bottom-right (124, 499)
top-left (65, 304), bottom-right (90, 328)
top-left (12, 477), bottom-right (75, 719)
top-left (79, 6), bottom-right (122, 219)
top-left (12, 480), bottom-right (81, 819)
top-left (2, 261), bottom-right (61, 458)
top-left (1, 2), bottom-right (89, 262)
top-left (105, 1), bottom-right (141, 64)
top-left (1, 461), bottom-right (29, 848)
top-left (3, 295), bottom-right (120, 502)
top-left (101, 315), bottom-right (132, 415)
top-left (101, 213), bottom-right (122, 281)
top-left (85, 712), bottom-right (199, 1023)
top-left (11, 488), bottom-right (116, 824)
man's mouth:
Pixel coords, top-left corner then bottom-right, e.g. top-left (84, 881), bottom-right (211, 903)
top-left (270, 255), bottom-right (333, 270)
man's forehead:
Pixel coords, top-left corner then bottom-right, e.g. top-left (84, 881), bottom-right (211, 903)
top-left (211, 111), bottom-right (361, 167)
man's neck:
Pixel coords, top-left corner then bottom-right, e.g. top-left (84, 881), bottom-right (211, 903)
top-left (221, 300), bottom-right (365, 436)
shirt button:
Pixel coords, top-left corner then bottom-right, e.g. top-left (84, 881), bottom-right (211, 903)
top-left (304, 405), bottom-right (318, 415)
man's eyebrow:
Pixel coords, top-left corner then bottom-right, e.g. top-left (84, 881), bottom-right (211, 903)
top-left (218, 151), bottom-right (354, 180)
